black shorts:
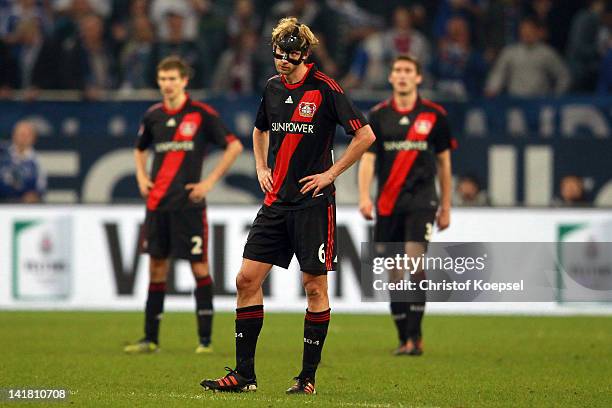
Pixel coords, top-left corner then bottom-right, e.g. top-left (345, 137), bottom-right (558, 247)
top-left (374, 209), bottom-right (436, 243)
top-left (243, 198), bottom-right (337, 275)
top-left (142, 207), bottom-right (209, 262)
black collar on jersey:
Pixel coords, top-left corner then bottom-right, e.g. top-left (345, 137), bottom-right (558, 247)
top-left (272, 24), bottom-right (309, 65)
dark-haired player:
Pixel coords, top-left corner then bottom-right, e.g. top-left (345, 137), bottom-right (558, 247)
top-left (200, 18), bottom-right (375, 394)
top-left (124, 56), bottom-right (243, 354)
top-left (358, 55), bottom-right (456, 356)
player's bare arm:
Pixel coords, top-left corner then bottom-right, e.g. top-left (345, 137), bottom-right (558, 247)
top-left (186, 139), bottom-right (243, 202)
top-left (133, 148), bottom-right (153, 198)
top-left (436, 149), bottom-right (452, 231)
top-left (253, 127), bottom-right (273, 193)
top-left (358, 152), bottom-right (376, 220)
top-left (300, 124), bottom-right (376, 196)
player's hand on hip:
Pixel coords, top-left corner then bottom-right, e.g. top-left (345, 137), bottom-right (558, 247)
top-left (359, 198), bottom-right (374, 220)
top-left (256, 166), bottom-right (273, 193)
top-left (137, 175), bottom-right (154, 198)
top-left (436, 208), bottom-right (450, 231)
top-left (299, 171), bottom-right (335, 197)
top-left (185, 181), bottom-right (213, 202)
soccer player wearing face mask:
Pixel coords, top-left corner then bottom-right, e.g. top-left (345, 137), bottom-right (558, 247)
top-left (200, 17), bottom-right (375, 394)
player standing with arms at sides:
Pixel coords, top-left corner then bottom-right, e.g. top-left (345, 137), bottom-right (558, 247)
top-left (358, 55), bottom-right (455, 356)
top-left (124, 56), bottom-right (243, 354)
top-left (200, 18), bottom-right (375, 394)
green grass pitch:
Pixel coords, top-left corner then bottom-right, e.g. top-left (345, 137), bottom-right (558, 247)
top-left (1, 311), bottom-right (611, 407)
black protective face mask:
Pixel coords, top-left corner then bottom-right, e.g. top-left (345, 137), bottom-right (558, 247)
top-left (272, 25), bottom-right (308, 65)
top-left (272, 48), bottom-right (305, 65)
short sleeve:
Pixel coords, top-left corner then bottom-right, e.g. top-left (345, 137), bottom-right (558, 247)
top-left (328, 89), bottom-right (368, 136)
top-left (254, 93), bottom-right (269, 131)
top-left (431, 114), bottom-right (456, 153)
top-left (135, 116), bottom-right (153, 150)
top-left (203, 110), bottom-right (237, 148)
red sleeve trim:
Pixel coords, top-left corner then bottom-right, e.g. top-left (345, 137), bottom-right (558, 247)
top-left (225, 134), bottom-right (238, 145)
top-left (192, 100), bottom-right (220, 116)
top-left (421, 99), bottom-right (447, 115)
top-left (314, 71), bottom-right (344, 94)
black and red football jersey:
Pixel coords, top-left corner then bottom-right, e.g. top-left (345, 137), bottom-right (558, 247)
top-left (255, 63), bottom-right (368, 209)
top-left (135, 96), bottom-right (237, 211)
top-left (368, 96), bottom-right (457, 216)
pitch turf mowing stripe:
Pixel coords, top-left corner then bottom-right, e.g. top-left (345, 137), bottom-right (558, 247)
top-left (1, 312), bottom-right (611, 407)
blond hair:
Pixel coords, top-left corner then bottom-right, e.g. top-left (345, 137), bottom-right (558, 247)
top-left (271, 17), bottom-right (319, 50)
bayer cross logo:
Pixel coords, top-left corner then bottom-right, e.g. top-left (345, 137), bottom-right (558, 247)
top-left (414, 119), bottom-right (433, 135)
top-left (179, 121), bottom-right (197, 138)
top-left (299, 102), bottom-right (317, 118)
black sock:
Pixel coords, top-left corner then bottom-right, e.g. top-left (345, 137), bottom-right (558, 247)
top-left (195, 275), bottom-right (214, 346)
top-left (390, 301), bottom-right (409, 344)
top-left (235, 305), bottom-right (264, 379)
top-left (406, 302), bottom-right (425, 340)
top-left (299, 309), bottom-right (331, 383)
top-left (144, 281), bottom-right (166, 344)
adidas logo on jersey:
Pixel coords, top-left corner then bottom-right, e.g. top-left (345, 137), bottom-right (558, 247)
top-left (285, 96), bottom-right (293, 104)
top-left (399, 116), bottom-right (410, 125)
top-left (166, 118), bottom-right (176, 127)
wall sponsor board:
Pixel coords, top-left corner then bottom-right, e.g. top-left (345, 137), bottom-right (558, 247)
top-left (12, 217), bottom-right (72, 300)
top-left (1, 206), bottom-right (611, 314)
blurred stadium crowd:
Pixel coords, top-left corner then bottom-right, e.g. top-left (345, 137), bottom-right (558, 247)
top-left (1, 0), bottom-right (611, 99)
top-left (1, 0), bottom-right (610, 207)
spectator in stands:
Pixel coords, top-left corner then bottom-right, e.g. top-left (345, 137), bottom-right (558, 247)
top-left (211, 28), bottom-right (261, 94)
top-left (432, 0), bottom-right (485, 44)
top-left (10, 18), bottom-right (62, 98)
top-left (342, 6), bottom-right (429, 90)
top-left (226, 0), bottom-right (260, 44)
top-left (196, 1), bottom-right (228, 88)
top-left (150, 0), bottom-right (203, 42)
top-left (454, 175), bottom-right (489, 206)
top-left (0, 120), bottom-right (46, 203)
top-left (598, 46), bottom-right (612, 94)
top-left (481, 0), bottom-right (522, 62)
top-left (485, 17), bottom-right (570, 97)
top-left (553, 175), bottom-right (589, 207)
top-left (597, 9), bottom-right (612, 94)
top-left (109, 0), bottom-right (151, 54)
top-left (567, 0), bottom-right (608, 92)
top-left (53, 0), bottom-right (105, 44)
top-left (62, 13), bottom-right (117, 99)
top-left (0, 38), bottom-right (17, 97)
top-left (597, 15), bottom-right (612, 95)
top-left (55, 0), bottom-right (111, 18)
top-left (431, 16), bottom-right (487, 98)
top-left (155, 10), bottom-right (201, 87)
top-left (326, 0), bottom-right (382, 73)
top-left (118, 15), bottom-right (156, 90)
top-left (0, 0), bottom-right (54, 41)
top-left (526, 0), bottom-right (579, 53)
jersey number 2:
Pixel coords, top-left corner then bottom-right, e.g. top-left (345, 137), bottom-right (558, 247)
top-left (191, 236), bottom-right (203, 255)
